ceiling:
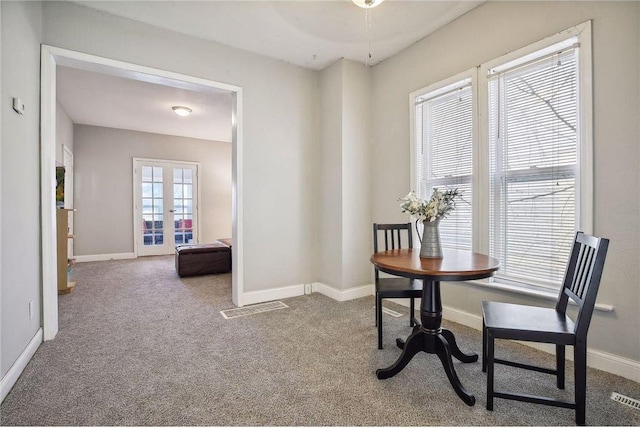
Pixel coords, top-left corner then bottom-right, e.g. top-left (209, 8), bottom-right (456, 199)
top-left (74, 0), bottom-right (483, 70)
top-left (58, 0), bottom-right (483, 141)
top-left (57, 66), bottom-right (233, 142)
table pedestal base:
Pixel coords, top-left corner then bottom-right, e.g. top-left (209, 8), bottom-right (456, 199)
top-left (376, 281), bottom-right (477, 406)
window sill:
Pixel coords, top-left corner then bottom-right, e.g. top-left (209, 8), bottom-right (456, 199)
top-left (463, 279), bottom-right (614, 312)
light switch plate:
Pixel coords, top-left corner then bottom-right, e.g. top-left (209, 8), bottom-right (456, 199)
top-left (12, 97), bottom-right (24, 115)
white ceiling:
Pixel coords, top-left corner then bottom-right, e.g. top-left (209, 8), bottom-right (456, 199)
top-left (58, 0), bottom-right (483, 141)
top-left (57, 66), bottom-right (233, 142)
top-left (74, 0), bottom-right (483, 70)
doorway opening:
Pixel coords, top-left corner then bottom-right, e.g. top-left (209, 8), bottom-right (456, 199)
top-left (41, 45), bottom-right (245, 341)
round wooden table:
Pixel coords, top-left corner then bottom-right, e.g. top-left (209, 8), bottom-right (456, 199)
top-left (371, 248), bottom-right (500, 406)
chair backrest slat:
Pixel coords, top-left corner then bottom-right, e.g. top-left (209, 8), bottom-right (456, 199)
top-left (384, 228), bottom-right (404, 250)
top-left (556, 231), bottom-right (609, 339)
top-left (373, 223), bottom-right (413, 253)
top-left (573, 245), bottom-right (595, 300)
top-left (570, 244), bottom-right (587, 300)
top-left (373, 223), bottom-right (413, 251)
top-left (374, 223), bottom-right (412, 282)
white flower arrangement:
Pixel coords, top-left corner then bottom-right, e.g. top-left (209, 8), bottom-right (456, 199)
top-left (399, 188), bottom-right (460, 223)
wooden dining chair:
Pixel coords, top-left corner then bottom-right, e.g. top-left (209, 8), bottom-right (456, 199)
top-left (373, 223), bottom-right (422, 349)
top-left (482, 231), bottom-right (609, 426)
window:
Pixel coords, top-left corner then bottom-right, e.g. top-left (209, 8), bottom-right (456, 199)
top-left (413, 75), bottom-right (474, 251)
top-left (487, 39), bottom-right (580, 288)
top-left (411, 22), bottom-right (592, 292)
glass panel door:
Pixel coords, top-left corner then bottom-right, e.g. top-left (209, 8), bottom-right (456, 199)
top-left (141, 165), bottom-right (165, 251)
top-left (135, 160), bottom-right (198, 256)
top-left (173, 167), bottom-right (194, 245)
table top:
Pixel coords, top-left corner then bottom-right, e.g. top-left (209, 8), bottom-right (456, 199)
top-left (371, 249), bottom-right (500, 281)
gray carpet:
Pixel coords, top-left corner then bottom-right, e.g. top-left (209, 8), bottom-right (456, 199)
top-left (1, 256), bottom-right (639, 426)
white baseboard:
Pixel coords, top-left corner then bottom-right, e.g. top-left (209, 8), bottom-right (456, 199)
top-left (241, 282), bottom-right (374, 306)
top-left (587, 348), bottom-right (640, 382)
top-left (442, 304), bottom-right (483, 330)
top-left (313, 282), bottom-right (374, 302)
top-left (242, 284), bottom-right (305, 306)
top-left (74, 252), bottom-right (136, 263)
top-left (1, 328), bottom-right (42, 403)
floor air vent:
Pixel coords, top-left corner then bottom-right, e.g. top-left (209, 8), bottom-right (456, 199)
top-left (611, 392), bottom-right (640, 410)
top-left (221, 301), bottom-right (288, 319)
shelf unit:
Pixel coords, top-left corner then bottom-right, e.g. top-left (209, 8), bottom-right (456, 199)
top-left (56, 208), bottom-right (76, 294)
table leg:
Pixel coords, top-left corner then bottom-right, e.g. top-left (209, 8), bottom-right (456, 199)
top-left (440, 328), bottom-right (478, 363)
top-left (396, 323), bottom-right (421, 350)
top-left (376, 280), bottom-right (476, 406)
top-left (376, 330), bottom-right (424, 379)
top-left (436, 333), bottom-right (476, 405)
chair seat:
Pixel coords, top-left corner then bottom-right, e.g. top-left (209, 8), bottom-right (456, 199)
top-left (482, 301), bottom-right (575, 344)
top-left (377, 277), bottom-right (422, 298)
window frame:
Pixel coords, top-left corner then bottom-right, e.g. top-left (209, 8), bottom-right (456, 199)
top-left (478, 20), bottom-right (594, 254)
top-left (410, 71), bottom-right (477, 251)
top-left (409, 21), bottom-right (593, 293)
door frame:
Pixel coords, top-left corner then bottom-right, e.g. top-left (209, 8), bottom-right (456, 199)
top-left (41, 45), bottom-right (245, 340)
top-left (62, 144), bottom-right (74, 259)
top-left (133, 158), bottom-right (202, 256)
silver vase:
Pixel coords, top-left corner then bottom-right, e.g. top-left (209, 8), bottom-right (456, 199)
top-left (419, 218), bottom-right (443, 258)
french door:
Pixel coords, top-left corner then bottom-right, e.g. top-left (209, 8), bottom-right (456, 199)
top-left (134, 159), bottom-right (199, 256)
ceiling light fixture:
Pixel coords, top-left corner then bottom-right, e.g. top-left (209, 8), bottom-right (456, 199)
top-left (352, 0), bottom-right (384, 9)
top-left (172, 106), bottom-right (192, 116)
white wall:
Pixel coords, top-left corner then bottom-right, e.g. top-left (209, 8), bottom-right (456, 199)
top-left (73, 125), bottom-right (232, 256)
top-left (42, 1), bottom-right (319, 292)
top-left (341, 60), bottom-right (372, 288)
top-left (318, 61), bottom-right (343, 288)
top-left (55, 101), bottom-right (73, 166)
top-left (318, 59), bottom-right (372, 291)
top-left (1, 1), bottom-right (42, 378)
top-left (371, 1), bottom-right (640, 362)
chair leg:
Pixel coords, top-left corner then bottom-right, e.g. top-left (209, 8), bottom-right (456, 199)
top-left (574, 341), bottom-right (587, 426)
top-left (556, 344), bottom-right (565, 389)
top-left (409, 298), bottom-right (415, 327)
top-left (486, 330), bottom-right (495, 411)
top-left (377, 295), bottom-right (383, 350)
top-left (374, 292), bottom-right (378, 327)
top-left (482, 319), bottom-right (487, 373)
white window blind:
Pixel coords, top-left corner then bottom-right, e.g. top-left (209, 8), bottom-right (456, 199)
top-left (416, 79), bottom-right (473, 251)
top-left (488, 42), bottom-right (579, 289)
